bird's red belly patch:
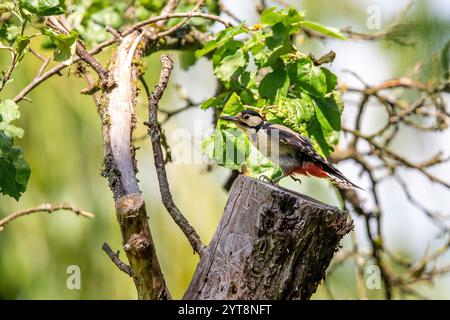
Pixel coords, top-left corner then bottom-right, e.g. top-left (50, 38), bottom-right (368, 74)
top-left (294, 162), bottom-right (328, 178)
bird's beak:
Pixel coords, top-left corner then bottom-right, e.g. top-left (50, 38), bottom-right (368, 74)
top-left (219, 115), bottom-right (240, 124)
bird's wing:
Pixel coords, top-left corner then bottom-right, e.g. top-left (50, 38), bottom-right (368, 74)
top-left (264, 123), bottom-right (326, 163)
top-left (264, 123), bottom-right (362, 189)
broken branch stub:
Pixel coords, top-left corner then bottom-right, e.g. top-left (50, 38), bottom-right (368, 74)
top-left (184, 175), bottom-right (353, 300)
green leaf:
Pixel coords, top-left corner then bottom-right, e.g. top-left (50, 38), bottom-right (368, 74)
top-left (271, 97), bottom-right (314, 129)
top-left (260, 7), bottom-right (284, 25)
top-left (202, 93), bottom-right (248, 169)
top-left (221, 92), bottom-right (244, 116)
top-left (138, 0), bottom-right (165, 12)
top-left (289, 57), bottom-right (327, 95)
top-left (259, 61), bottom-right (290, 103)
top-left (205, 0), bottom-right (220, 14)
top-left (15, 36), bottom-right (30, 54)
top-left (201, 128), bottom-right (249, 170)
top-left (300, 21), bottom-right (346, 40)
top-left (214, 47), bottom-right (248, 82)
top-left (19, 0), bottom-right (65, 16)
top-left (195, 23), bottom-right (246, 58)
top-left (313, 93), bottom-right (342, 132)
top-left (322, 67), bottom-right (338, 92)
top-left (304, 92), bottom-right (343, 156)
top-left (0, 99), bottom-right (24, 139)
top-left (243, 29), bottom-right (267, 55)
top-left (15, 35), bottom-right (30, 61)
top-left (268, 93), bottom-right (342, 157)
top-left (306, 113), bottom-right (335, 157)
top-left (43, 29), bottom-right (78, 64)
top-left (254, 22), bottom-right (291, 67)
top-left (68, 1), bottom-right (127, 45)
top-left (0, 24), bottom-right (20, 45)
top-left (0, 131), bottom-right (31, 200)
top-left (200, 7), bottom-right (346, 171)
top-left (260, 7), bottom-right (304, 34)
top-left (200, 92), bottom-right (231, 110)
top-left (90, 6), bottom-right (123, 28)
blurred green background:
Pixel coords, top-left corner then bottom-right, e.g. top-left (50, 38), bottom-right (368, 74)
top-left (0, 0), bottom-right (449, 299)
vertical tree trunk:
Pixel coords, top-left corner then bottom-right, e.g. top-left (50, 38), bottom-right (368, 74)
top-left (101, 32), bottom-right (170, 300)
top-left (184, 175), bottom-right (353, 300)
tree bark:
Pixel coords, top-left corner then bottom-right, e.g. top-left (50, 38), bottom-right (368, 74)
top-left (184, 175), bottom-right (353, 300)
top-left (98, 26), bottom-right (212, 299)
top-left (100, 32), bottom-right (170, 300)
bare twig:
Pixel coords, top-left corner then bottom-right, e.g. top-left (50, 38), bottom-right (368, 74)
top-left (159, 0), bottom-right (179, 21)
top-left (0, 203), bottom-right (94, 232)
top-left (126, 11), bottom-right (233, 36)
top-left (47, 17), bottom-right (111, 87)
top-left (102, 242), bottom-right (134, 277)
top-left (334, 58), bottom-right (450, 299)
top-left (155, 0), bottom-right (205, 39)
top-left (106, 26), bottom-right (122, 39)
top-left (395, 175), bottom-right (450, 232)
top-left (29, 48), bottom-right (47, 63)
top-left (0, 46), bottom-right (17, 92)
top-left (13, 9), bottom-right (229, 103)
top-left (304, 1), bottom-right (414, 45)
top-left (75, 42), bottom-right (110, 85)
top-left (144, 55), bottom-right (205, 255)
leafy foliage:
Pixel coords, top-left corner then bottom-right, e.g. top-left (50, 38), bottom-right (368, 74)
top-left (0, 131), bottom-right (30, 201)
top-left (0, 2), bottom-right (37, 200)
top-left (0, 99), bottom-right (24, 138)
top-left (19, 0), bottom-right (65, 16)
top-left (0, 100), bottom-right (30, 200)
top-left (199, 8), bottom-right (344, 178)
top-left (0, 0), bottom-right (225, 201)
top-left (43, 28), bottom-right (79, 63)
top-left (0, 3), bottom-right (344, 194)
top-left (62, 0), bottom-right (220, 46)
top-left (300, 20), bottom-right (346, 40)
top-left (201, 92), bottom-right (283, 179)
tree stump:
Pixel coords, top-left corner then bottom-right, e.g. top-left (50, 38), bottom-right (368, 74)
top-left (184, 175), bottom-right (353, 300)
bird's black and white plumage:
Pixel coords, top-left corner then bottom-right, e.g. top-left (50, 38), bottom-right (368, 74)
top-left (220, 110), bottom-right (361, 190)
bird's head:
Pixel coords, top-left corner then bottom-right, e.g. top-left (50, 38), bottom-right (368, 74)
top-left (219, 110), bottom-right (264, 130)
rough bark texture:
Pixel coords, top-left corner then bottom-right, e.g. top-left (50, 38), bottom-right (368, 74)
top-left (98, 26), bottom-right (212, 299)
top-left (100, 32), bottom-right (169, 300)
top-left (116, 194), bottom-right (167, 299)
top-left (103, 32), bottom-right (142, 198)
top-left (184, 175), bottom-right (353, 300)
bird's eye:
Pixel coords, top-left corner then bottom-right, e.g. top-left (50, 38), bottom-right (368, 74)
top-left (243, 115), bottom-right (249, 120)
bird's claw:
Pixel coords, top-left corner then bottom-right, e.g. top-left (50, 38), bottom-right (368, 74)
top-left (290, 175), bottom-right (302, 185)
top-left (259, 175), bottom-right (273, 184)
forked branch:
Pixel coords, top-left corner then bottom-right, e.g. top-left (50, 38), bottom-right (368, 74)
top-left (144, 55), bottom-right (205, 255)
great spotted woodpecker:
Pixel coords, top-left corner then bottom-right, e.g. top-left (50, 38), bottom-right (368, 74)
top-left (220, 110), bottom-right (361, 190)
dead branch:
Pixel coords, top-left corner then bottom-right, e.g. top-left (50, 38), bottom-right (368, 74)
top-left (102, 242), bottom-right (134, 277)
top-left (144, 55), bottom-right (205, 255)
top-left (99, 31), bottom-right (170, 300)
top-left (0, 203), bottom-right (94, 232)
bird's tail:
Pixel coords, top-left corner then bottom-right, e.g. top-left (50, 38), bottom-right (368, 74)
top-left (327, 173), bottom-right (363, 190)
top-left (322, 162), bottom-right (363, 190)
